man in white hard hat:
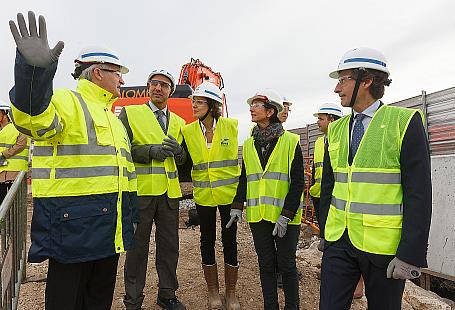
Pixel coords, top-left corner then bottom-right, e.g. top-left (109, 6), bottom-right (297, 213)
top-left (0, 100), bottom-right (30, 202)
top-left (119, 69), bottom-right (187, 310)
top-left (8, 11), bottom-right (137, 309)
top-left (309, 103), bottom-right (342, 229)
top-left (278, 97), bottom-right (292, 123)
top-left (318, 47), bottom-right (432, 309)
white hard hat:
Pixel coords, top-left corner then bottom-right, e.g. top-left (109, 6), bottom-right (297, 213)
top-left (0, 100), bottom-right (11, 111)
top-left (247, 89), bottom-right (284, 112)
top-left (329, 47), bottom-right (389, 79)
top-left (147, 69), bottom-right (176, 94)
top-left (313, 103), bottom-right (343, 118)
top-left (75, 46), bottom-right (129, 74)
top-left (282, 96), bottom-right (293, 106)
top-left (189, 82), bottom-right (223, 105)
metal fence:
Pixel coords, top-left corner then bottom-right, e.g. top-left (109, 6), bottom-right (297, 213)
top-left (0, 171), bottom-right (27, 310)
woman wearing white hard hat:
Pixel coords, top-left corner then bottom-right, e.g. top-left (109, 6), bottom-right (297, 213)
top-left (229, 89), bottom-right (304, 309)
top-left (181, 82), bottom-right (241, 309)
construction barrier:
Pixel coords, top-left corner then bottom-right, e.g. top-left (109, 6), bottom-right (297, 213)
top-left (0, 171), bottom-right (27, 310)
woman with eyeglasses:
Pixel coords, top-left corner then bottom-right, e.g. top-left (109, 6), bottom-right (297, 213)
top-left (181, 82), bottom-right (241, 310)
top-left (228, 89), bottom-right (304, 310)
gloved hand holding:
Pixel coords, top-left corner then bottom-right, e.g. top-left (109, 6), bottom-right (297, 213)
top-left (162, 134), bottom-right (183, 155)
top-left (386, 257), bottom-right (421, 280)
top-left (272, 215), bottom-right (291, 238)
top-left (9, 11), bottom-right (64, 68)
top-left (226, 209), bottom-right (243, 228)
top-left (149, 145), bottom-right (173, 162)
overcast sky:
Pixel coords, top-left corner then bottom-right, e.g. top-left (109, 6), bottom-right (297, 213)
top-left (1, 1), bottom-right (454, 142)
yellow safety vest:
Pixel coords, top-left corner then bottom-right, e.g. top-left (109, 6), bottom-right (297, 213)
top-left (125, 104), bottom-right (185, 198)
top-left (324, 105), bottom-right (421, 255)
top-left (0, 123), bottom-right (30, 172)
top-left (182, 117), bottom-right (240, 206)
top-left (243, 131), bottom-right (302, 225)
top-left (10, 79), bottom-right (137, 253)
top-left (309, 135), bottom-right (324, 198)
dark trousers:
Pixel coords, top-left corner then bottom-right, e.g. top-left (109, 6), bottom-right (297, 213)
top-left (250, 220), bottom-right (300, 310)
top-left (45, 254), bottom-right (119, 310)
top-left (124, 194), bottom-right (179, 309)
top-left (0, 182), bottom-right (12, 203)
top-left (312, 197), bottom-right (320, 227)
top-left (196, 204), bottom-right (238, 266)
top-left (320, 236), bottom-right (405, 310)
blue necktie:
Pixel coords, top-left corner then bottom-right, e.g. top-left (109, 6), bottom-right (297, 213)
top-left (155, 110), bottom-right (166, 133)
top-left (351, 113), bottom-right (366, 157)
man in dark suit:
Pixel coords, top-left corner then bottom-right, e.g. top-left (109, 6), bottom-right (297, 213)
top-left (318, 47), bottom-right (432, 310)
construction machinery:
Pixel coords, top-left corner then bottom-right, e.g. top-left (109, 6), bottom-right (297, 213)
top-left (112, 58), bottom-right (227, 122)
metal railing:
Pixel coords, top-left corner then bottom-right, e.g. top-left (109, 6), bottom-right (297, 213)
top-left (0, 171), bottom-right (27, 310)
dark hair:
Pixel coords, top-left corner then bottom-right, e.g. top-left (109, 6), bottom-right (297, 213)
top-left (263, 102), bottom-right (280, 124)
top-left (352, 68), bottom-right (392, 99)
top-left (328, 114), bottom-right (341, 121)
top-left (207, 98), bottom-right (222, 119)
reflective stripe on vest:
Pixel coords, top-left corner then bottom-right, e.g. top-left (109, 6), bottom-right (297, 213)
top-left (125, 104), bottom-right (184, 198)
top-left (182, 118), bottom-right (240, 206)
top-left (309, 136), bottom-right (324, 198)
top-left (324, 105), bottom-right (421, 255)
top-left (244, 131), bottom-right (302, 225)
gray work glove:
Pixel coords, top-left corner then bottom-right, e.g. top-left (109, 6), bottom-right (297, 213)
top-left (149, 145), bottom-right (173, 162)
top-left (0, 155), bottom-right (6, 166)
top-left (226, 209), bottom-right (243, 228)
top-left (386, 257), bottom-right (421, 280)
top-left (317, 238), bottom-right (325, 252)
top-left (272, 215), bottom-right (291, 238)
top-left (9, 11), bottom-right (64, 68)
top-left (162, 134), bottom-right (183, 155)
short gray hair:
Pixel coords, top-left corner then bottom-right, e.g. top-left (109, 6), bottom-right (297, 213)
top-left (78, 64), bottom-right (99, 81)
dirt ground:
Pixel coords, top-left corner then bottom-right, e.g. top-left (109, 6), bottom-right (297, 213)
top-left (17, 195), bottom-right (368, 310)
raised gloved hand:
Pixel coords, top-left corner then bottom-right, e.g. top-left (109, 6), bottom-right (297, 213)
top-left (9, 11), bottom-right (64, 68)
top-left (272, 215), bottom-right (291, 238)
top-left (162, 134), bottom-right (183, 155)
top-left (149, 145), bottom-right (173, 162)
top-left (226, 209), bottom-right (243, 228)
top-left (386, 257), bottom-right (421, 280)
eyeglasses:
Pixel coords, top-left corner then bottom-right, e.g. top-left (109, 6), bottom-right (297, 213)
top-left (99, 68), bottom-right (122, 79)
top-left (248, 102), bottom-right (265, 109)
top-left (192, 99), bottom-right (208, 106)
top-left (149, 79), bottom-right (172, 90)
top-left (337, 76), bottom-right (354, 85)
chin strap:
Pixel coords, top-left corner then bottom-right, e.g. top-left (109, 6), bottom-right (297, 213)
top-left (349, 68), bottom-right (366, 108)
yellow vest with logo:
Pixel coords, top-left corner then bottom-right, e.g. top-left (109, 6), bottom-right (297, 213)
top-left (11, 79), bottom-right (137, 253)
top-left (309, 135), bottom-right (324, 198)
top-left (182, 117), bottom-right (240, 206)
top-left (0, 123), bottom-right (30, 172)
top-left (125, 104), bottom-right (185, 198)
top-left (325, 105), bottom-right (421, 255)
top-left (244, 131), bottom-right (302, 225)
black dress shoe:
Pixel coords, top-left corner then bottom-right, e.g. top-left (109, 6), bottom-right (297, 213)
top-left (156, 296), bottom-right (186, 310)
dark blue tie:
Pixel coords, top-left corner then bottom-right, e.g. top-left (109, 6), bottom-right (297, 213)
top-left (351, 113), bottom-right (366, 157)
top-left (155, 110), bottom-right (166, 133)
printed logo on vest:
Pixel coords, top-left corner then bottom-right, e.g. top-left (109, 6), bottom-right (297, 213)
top-left (221, 138), bottom-right (230, 146)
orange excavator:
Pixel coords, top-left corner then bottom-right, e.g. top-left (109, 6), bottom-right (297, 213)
top-left (112, 58), bottom-right (227, 122)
